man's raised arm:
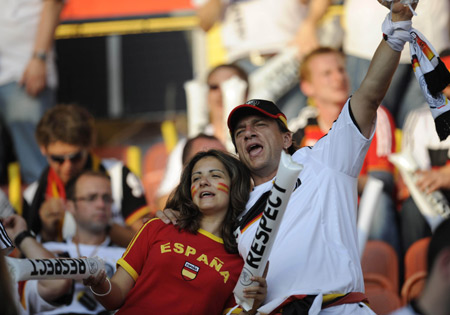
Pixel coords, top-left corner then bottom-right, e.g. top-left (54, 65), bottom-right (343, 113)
top-left (351, 0), bottom-right (416, 138)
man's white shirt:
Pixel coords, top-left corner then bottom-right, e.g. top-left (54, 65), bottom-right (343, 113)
top-left (235, 100), bottom-right (375, 313)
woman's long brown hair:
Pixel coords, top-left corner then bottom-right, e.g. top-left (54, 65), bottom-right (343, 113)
top-left (166, 150), bottom-right (251, 253)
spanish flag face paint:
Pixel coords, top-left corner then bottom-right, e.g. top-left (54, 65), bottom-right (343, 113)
top-left (191, 185), bottom-right (198, 198)
top-left (217, 182), bottom-right (229, 194)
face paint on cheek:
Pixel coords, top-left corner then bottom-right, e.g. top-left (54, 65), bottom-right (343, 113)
top-left (217, 183), bottom-right (229, 194)
top-left (191, 185), bottom-right (198, 198)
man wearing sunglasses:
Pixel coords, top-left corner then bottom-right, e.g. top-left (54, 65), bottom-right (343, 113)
top-left (22, 105), bottom-right (148, 247)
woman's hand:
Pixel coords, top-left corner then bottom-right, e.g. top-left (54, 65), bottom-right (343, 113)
top-left (83, 269), bottom-right (110, 296)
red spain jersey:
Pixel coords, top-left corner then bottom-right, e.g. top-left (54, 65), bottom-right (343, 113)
top-left (117, 218), bottom-right (244, 314)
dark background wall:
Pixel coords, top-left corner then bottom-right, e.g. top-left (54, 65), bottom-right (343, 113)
top-left (56, 31), bottom-right (193, 119)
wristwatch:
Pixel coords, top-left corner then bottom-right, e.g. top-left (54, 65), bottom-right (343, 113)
top-left (14, 230), bottom-right (36, 250)
top-left (32, 51), bottom-right (47, 61)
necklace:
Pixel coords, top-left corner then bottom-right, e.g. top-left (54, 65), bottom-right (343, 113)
top-left (73, 236), bottom-right (108, 258)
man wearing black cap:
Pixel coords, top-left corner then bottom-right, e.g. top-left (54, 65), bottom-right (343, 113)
top-left (229, 1), bottom-right (417, 313)
top-left (160, 1), bottom-right (416, 313)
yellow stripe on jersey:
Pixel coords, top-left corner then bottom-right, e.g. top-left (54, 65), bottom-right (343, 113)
top-left (117, 218), bottom-right (162, 281)
top-left (117, 258), bottom-right (139, 282)
top-left (223, 307), bottom-right (243, 314)
top-left (198, 228), bottom-right (224, 244)
top-left (121, 218), bottom-right (157, 258)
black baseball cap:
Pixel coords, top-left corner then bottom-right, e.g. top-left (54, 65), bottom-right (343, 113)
top-left (227, 99), bottom-right (288, 137)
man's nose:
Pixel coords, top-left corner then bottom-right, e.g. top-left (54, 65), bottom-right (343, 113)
top-left (243, 125), bottom-right (256, 140)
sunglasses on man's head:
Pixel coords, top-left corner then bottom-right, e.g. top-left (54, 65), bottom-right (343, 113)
top-left (49, 151), bottom-right (84, 164)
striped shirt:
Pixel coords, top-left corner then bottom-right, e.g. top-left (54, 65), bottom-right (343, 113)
top-left (0, 221), bottom-right (14, 255)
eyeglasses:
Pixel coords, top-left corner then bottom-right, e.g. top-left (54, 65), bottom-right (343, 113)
top-left (49, 151), bottom-right (85, 165)
top-left (208, 84), bottom-right (220, 91)
top-left (73, 193), bottom-right (114, 204)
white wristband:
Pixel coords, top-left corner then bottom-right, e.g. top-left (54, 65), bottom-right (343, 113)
top-left (90, 278), bottom-right (112, 297)
top-left (381, 12), bottom-right (412, 51)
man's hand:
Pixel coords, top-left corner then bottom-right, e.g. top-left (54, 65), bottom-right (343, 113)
top-left (2, 214), bottom-right (28, 240)
top-left (155, 208), bottom-right (179, 225)
top-left (239, 262), bottom-right (269, 315)
top-left (39, 198), bottom-right (65, 240)
top-left (20, 58), bottom-right (47, 97)
top-left (378, 0), bottom-right (417, 21)
top-left (294, 20), bottom-right (320, 57)
top-left (293, 0), bottom-right (331, 58)
top-left (416, 167), bottom-right (450, 194)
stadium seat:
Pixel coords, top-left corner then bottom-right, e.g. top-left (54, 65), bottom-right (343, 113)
top-left (404, 237), bottom-right (430, 281)
top-left (401, 270), bottom-right (427, 305)
top-left (362, 240), bottom-right (399, 293)
top-left (365, 287), bottom-right (402, 315)
top-left (364, 273), bottom-right (395, 292)
top-left (142, 142), bottom-right (169, 215)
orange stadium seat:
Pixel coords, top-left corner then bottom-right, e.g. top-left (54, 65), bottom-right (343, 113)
top-left (365, 287), bottom-right (402, 315)
top-left (400, 237), bottom-right (430, 305)
top-left (401, 270), bottom-right (427, 305)
top-left (362, 240), bottom-right (399, 293)
top-left (142, 142), bottom-right (169, 216)
top-left (364, 273), bottom-right (395, 292)
top-left (404, 237), bottom-right (430, 281)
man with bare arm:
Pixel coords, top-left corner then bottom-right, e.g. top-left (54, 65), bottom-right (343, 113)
top-left (160, 1), bottom-right (417, 313)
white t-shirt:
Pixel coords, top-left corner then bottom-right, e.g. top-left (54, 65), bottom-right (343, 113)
top-left (40, 237), bottom-right (125, 315)
top-left (344, 0), bottom-right (450, 63)
top-left (14, 280), bottom-right (57, 315)
top-left (0, 0), bottom-right (59, 87)
top-left (235, 100), bottom-right (374, 313)
top-left (402, 105), bottom-right (450, 170)
top-left (192, 0), bottom-right (307, 62)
